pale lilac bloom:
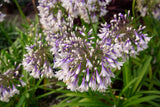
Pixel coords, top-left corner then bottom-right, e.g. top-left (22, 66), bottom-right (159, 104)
top-left (0, 65), bottom-right (25, 102)
top-left (23, 40), bottom-right (54, 78)
top-left (98, 11), bottom-right (151, 59)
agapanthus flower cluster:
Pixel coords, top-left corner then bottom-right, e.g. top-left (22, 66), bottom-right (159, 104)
top-left (98, 11), bottom-right (151, 59)
top-left (52, 27), bottom-right (123, 92)
top-left (37, 0), bottom-right (111, 36)
top-left (35, 0), bottom-right (151, 92)
top-left (61, 0), bottom-right (111, 23)
top-left (22, 33), bottom-right (54, 78)
top-left (37, 0), bottom-right (69, 36)
top-left (0, 64), bottom-right (26, 102)
top-left (136, 0), bottom-right (160, 20)
top-left (51, 12), bottom-right (151, 92)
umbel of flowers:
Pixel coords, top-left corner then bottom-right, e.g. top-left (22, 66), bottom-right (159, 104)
top-left (98, 11), bottom-right (151, 59)
top-left (53, 26), bottom-right (123, 92)
top-left (22, 33), bottom-right (54, 78)
top-left (52, 11), bottom-right (151, 92)
top-left (28, 0), bottom-right (151, 92)
top-left (37, 0), bottom-right (111, 36)
top-left (0, 64), bottom-right (26, 102)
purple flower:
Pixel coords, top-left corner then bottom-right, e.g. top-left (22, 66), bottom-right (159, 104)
top-left (53, 28), bottom-right (118, 92)
top-left (23, 39), bottom-right (54, 78)
top-left (0, 65), bottom-right (25, 102)
top-left (98, 10), bottom-right (151, 59)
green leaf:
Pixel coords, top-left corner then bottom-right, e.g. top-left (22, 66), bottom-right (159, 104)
top-left (148, 101), bottom-right (160, 107)
top-left (53, 101), bottom-right (109, 107)
top-left (15, 95), bottom-right (26, 107)
top-left (124, 94), bottom-right (142, 103)
top-left (35, 90), bottom-right (56, 99)
top-left (139, 91), bottom-right (160, 95)
top-left (35, 87), bottom-right (63, 99)
top-left (123, 59), bottom-right (131, 87)
top-left (132, 56), bottom-right (152, 94)
top-left (119, 77), bottom-right (138, 98)
top-left (124, 95), bottom-right (160, 107)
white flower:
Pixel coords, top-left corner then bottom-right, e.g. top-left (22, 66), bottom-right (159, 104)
top-left (4, 0), bottom-right (10, 3)
top-left (100, 63), bottom-right (110, 77)
top-left (98, 80), bottom-right (107, 92)
top-left (75, 63), bottom-right (81, 74)
top-left (0, 12), bottom-right (6, 22)
top-left (20, 80), bottom-right (26, 87)
top-left (1, 90), bottom-right (10, 102)
top-left (89, 75), bottom-right (97, 91)
top-left (67, 79), bottom-right (79, 91)
top-left (96, 70), bottom-right (101, 84)
top-left (10, 85), bottom-right (19, 97)
top-left (86, 68), bottom-right (90, 82)
top-left (78, 77), bottom-right (88, 92)
top-left (86, 59), bottom-right (93, 69)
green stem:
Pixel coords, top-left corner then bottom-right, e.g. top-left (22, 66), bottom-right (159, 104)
top-left (86, 8), bottom-right (98, 48)
top-left (13, 0), bottom-right (28, 25)
top-left (132, 0), bottom-right (136, 18)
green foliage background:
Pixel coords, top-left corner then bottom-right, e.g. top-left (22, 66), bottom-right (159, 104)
top-left (0, 0), bottom-right (160, 107)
